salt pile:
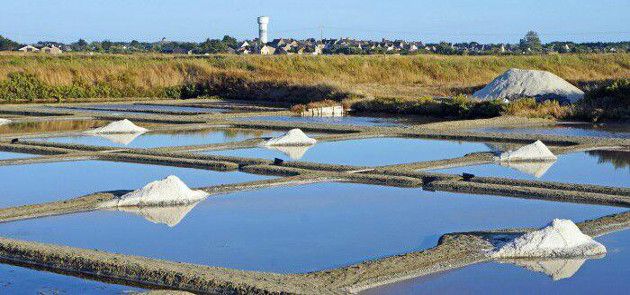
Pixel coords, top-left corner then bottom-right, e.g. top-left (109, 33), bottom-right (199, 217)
top-left (262, 128), bottom-right (316, 146)
top-left (473, 68), bottom-right (584, 103)
top-left (85, 119), bottom-right (148, 134)
top-left (498, 140), bottom-right (557, 162)
top-left (492, 219), bottom-right (607, 258)
top-left (101, 175), bottom-right (208, 207)
top-left (0, 118), bottom-right (11, 125)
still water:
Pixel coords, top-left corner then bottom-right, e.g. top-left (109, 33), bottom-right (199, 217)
top-left (206, 137), bottom-right (492, 166)
top-left (0, 160), bottom-right (271, 208)
top-left (235, 115), bottom-right (404, 127)
top-left (363, 229), bottom-right (630, 295)
top-left (473, 123), bottom-right (630, 139)
top-left (0, 183), bottom-right (621, 274)
top-left (0, 151), bottom-right (33, 161)
top-left (432, 151), bottom-right (629, 187)
top-left (0, 263), bottom-right (142, 294)
top-left (32, 128), bottom-right (285, 148)
top-left (0, 120), bottom-right (109, 135)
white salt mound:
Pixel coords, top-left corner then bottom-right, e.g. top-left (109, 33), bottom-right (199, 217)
top-left (0, 118), bottom-right (11, 125)
top-left (263, 128), bottom-right (316, 146)
top-left (492, 219), bottom-right (607, 258)
top-left (85, 119), bottom-right (148, 134)
top-left (102, 175), bottom-right (208, 207)
top-left (473, 68), bottom-right (584, 103)
top-left (499, 140), bottom-right (557, 162)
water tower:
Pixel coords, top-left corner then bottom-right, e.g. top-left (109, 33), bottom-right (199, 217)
top-left (257, 16), bottom-right (270, 44)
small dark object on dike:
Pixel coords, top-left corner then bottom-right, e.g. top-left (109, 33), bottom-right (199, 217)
top-left (462, 173), bottom-right (475, 181)
top-left (273, 158), bottom-right (284, 165)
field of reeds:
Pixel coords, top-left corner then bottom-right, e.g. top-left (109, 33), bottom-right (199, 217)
top-left (0, 52), bottom-right (628, 120)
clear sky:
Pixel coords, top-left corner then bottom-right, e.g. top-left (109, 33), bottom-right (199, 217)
top-left (2, 0), bottom-right (629, 44)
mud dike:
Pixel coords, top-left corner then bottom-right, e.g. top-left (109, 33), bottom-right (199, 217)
top-left (0, 99), bottom-right (628, 294)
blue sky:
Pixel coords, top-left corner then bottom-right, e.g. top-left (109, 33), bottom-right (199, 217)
top-left (2, 0), bottom-right (629, 44)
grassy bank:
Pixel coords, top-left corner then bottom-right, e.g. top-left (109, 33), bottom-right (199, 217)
top-left (0, 53), bottom-right (628, 102)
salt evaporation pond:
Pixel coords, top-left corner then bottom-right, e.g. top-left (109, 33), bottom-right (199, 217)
top-left (0, 160), bottom-right (271, 208)
top-left (473, 123), bottom-right (630, 139)
top-left (0, 151), bottom-right (33, 160)
top-left (235, 115), bottom-right (404, 127)
top-left (32, 128), bottom-right (286, 148)
top-left (0, 183), bottom-right (622, 274)
top-left (206, 137), bottom-right (492, 166)
top-left (0, 119), bottom-right (109, 135)
top-left (0, 263), bottom-right (142, 294)
top-left (363, 229), bottom-right (630, 295)
top-left (432, 151), bottom-right (629, 187)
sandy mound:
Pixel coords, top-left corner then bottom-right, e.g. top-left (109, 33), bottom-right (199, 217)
top-left (267, 145), bottom-right (312, 160)
top-left (0, 118), bottom-right (11, 125)
top-left (492, 219), bottom-right (607, 258)
top-left (101, 175), bottom-right (208, 207)
top-left (501, 257), bottom-right (598, 281)
top-left (116, 202), bottom-right (200, 227)
top-left (85, 119), bottom-right (148, 134)
top-left (498, 140), bottom-right (557, 162)
top-left (499, 160), bottom-right (556, 178)
top-left (262, 128), bottom-right (316, 146)
top-left (473, 68), bottom-right (584, 103)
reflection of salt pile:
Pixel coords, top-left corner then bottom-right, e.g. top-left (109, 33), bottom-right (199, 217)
top-left (115, 202), bottom-right (200, 227)
top-left (499, 160), bottom-right (555, 178)
top-left (85, 119), bottom-right (148, 134)
top-left (266, 145), bottom-right (312, 160)
top-left (492, 219), bottom-right (607, 258)
top-left (498, 140), bottom-right (557, 162)
top-left (501, 257), bottom-right (599, 281)
top-left (473, 68), bottom-right (584, 103)
top-left (95, 132), bottom-right (144, 145)
top-left (0, 118), bottom-right (11, 125)
top-left (262, 128), bottom-right (316, 146)
top-left (101, 175), bottom-right (208, 207)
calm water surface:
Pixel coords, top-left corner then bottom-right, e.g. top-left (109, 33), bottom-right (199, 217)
top-left (0, 160), bottom-right (271, 208)
top-left (474, 123), bottom-right (630, 139)
top-left (363, 229), bottom-right (630, 295)
top-left (0, 263), bottom-right (142, 294)
top-left (432, 151), bottom-right (629, 187)
top-left (58, 103), bottom-right (227, 114)
top-left (32, 128), bottom-right (285, 148)
top-left (0, 120), bottom-right (109, 135)
top-left (235, 115), bottom-right (404, 127)
top-left (206, 137), bottom-right (492, 166)
top-left (0, 183), bottom-right (622, 274)
top-left (0, 151), bottom-right (32, 160)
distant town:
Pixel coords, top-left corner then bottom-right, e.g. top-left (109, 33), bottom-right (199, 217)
top-left (1, 16), bottom-right (628, 56)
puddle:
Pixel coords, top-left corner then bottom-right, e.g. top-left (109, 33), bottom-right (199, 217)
top-left (431, 151), bottom-right (629, 187)
top-left (0, 120), bottom-right (109, 135)
top-left (235, 115), bottom-right (404, 127)
top-left (31, 128), bottom-right (286, 148)
top-left (0, 183), bottom-right (622, 274)
top-left (206, 137), bottom-right (492, 166)
top-left (0, 160), bottom-right (271, 208)
top-left (0, 262), bottom-right (142, 294)
top-left (362, 229), bottom-right (630, 294)
top-left (0, 152), bottom-right (33, 161)
top-left (473, 123), bottom-right (630, 139)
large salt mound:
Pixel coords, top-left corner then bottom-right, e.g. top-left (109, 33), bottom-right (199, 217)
top-left (499, 140), bottom-right (557, 162)
top-left (473, 68), bottom-right (584, 103)
top-left (262, 128), bottom-right (316, 146)
top-left (492, 219), bottom-right (607, 258)
top-left (85, 119), bottom-right (148, 134)
top-left (102, 175), bottom-right (208, 207)
top-left (0, 118), bottom-right (11, 125)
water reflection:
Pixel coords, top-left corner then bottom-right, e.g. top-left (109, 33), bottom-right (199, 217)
top-left (587, 150), bottom-right (630, 169)
top-left (113, 201), bottom-right (202, 227)
top-left (91, 132), bottom-right (144, 145)
top-left (473, 123), bottom-right (630, 139)
top-left (265, 145), bottom-right (313, 160)
top-left (0, 120), bottom-right (108, 135)
top-left (500, 257), bottom-right (601, 281)
top-left (499, 161), bottom-right (556, 178)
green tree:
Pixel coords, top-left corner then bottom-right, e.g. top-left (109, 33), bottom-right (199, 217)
top-left (222, 35), bottom-right (238, 49)
top-left (0, 35), bottom-right (22, 51)
top-left (199, 38), bottom-right (228, 53)
top-left (520, 31), bottom-right (542, 52)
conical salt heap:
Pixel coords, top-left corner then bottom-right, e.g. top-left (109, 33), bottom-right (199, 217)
top-left (262, 128), bottom-right (316, 146)
top-left (85, 119), bottom-right (148, 134)
top-left (492, 219), bottom-right (606, 258)
top-left (473, 68), bottom-right (584, 103)
top-left (101, 175), bottom-right (208, 207)
top-left (0, 118), bottom-right (11, 125)
top-left (499, 140), bottom-right (557, 162)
